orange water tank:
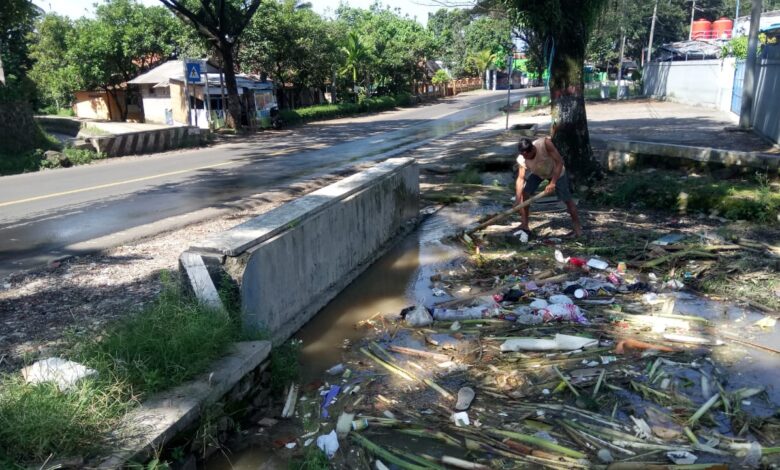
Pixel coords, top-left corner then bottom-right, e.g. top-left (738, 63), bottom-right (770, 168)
top-left (691, 19), bottom-right (713, 39)
top-left (712, 17), bottom-right (734, 39)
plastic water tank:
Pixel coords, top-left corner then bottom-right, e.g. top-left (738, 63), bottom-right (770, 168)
top-left (712, 17), bottom-right (734, 39)
top-left (691, 19), bottom-right (713, 39)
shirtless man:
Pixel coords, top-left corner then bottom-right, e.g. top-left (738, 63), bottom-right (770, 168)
top-left (515, 137), bottom-right (583, 237)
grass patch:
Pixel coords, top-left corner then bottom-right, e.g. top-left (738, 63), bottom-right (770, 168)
top-left (288, 447), bottom-right (330, 470)
top-left (73, 274), bottom-right (239, 396)
top-left (0, 131), bottom-right (61, 176)
top-left (452, 167), bottom-right (483, 185)
top-left (0, 273), bottom-right (244, 465)
top-left (590, 171), bottom-right (780, 223)
top-left (269, 340), bottom-right (301, 393)
top-left (0, 377), bottom-right (128, 464)
top-left (280, 93), bottom-right (413, 125)
top-left (81, 125), bottom-right (112, 137)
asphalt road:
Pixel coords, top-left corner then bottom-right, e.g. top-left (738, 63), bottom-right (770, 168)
top-left (0, 89), bottom-right (537, 276)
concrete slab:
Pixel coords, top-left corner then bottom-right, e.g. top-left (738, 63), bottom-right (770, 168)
top-left (95, 340), bottom-right (271, 469)
top-left (85, 122), bottom-right (180, 135)
top-left (191, 157), bottom-right (417, 256)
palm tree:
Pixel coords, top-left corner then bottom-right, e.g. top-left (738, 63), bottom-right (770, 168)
top-left (468, 49), bottom-right (496, 89)
top-left (340, 31), bottom-right (368, 91)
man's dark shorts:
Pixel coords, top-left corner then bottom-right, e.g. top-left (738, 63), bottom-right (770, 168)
top-left (524, 171), bottom-right (573, 201)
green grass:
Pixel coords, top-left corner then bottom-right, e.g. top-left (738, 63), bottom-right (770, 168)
top-left (39, 105), bottom-right (75, 117)
top-left (0, 376), bottom-right (128, 465)
top-left (452, 167), bottom-right (483, 185)
top-left (81, 125), bottom-right (112, 136)
top-left (269, 340), bottom-right (301, 393)
top-left (0, 273), bottom-right (243, 465)
top-left (288, 447), bottom-right (330, 470)
top-left (0, 131), bottom-right (61, 176)
top-left (590, 171), bottom-right (780, 223)
top-left (280, 93), bottom-right (413, 125)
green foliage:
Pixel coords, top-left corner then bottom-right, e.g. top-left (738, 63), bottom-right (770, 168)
top-left (340, 31), bottom-right (370, 86)
top-left (468, 49), bottom-right (497, 77)
top-left (591, 171), bottom-right (780, 223)
top-left (280, 94), bottom-right (407, 124)
top-left (453, 167), bottom-right (483, 185)
top-left (270, 340), bottom-right (301, 393)
top-left (431, 69), bottom-right (451, 86)
top-left (0, 0), bottom-right (40, 103)
top-left (0, 376), bottom-right (129, 463)
top-left (240, 0), bottom-right (337, 108)
top-left (28, 14), bottom-right (78, 110)
top-left (288, 447), bottom-right (330, 470)
top-left (721, 34), bottom-right (769, 59)
top-left (73, 272), bottom-right (240, 396)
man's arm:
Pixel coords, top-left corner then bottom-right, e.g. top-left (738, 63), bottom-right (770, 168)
top-left (515, 165), bottom-right (526, 204)
top-left (544, 137), bottom-right (565, 193)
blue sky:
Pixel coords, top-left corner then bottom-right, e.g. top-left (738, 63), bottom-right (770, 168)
top-left (31, 0), bottom-right (458, 26)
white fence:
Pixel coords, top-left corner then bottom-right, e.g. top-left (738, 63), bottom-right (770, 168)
top-left (643, 49), bottom-right (780, 145)
top-left (643, 58), bottom-right (737, 113)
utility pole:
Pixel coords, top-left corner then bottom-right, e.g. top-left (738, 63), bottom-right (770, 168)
top-left (735, 0), bottom-right (741, 21)
top-left (647, 0), bottom-right (659, 63)
top-left (616, 0), bottom-right (627, 98)
top-left (505, 52), bottom-right (513, 129)
top-left (740, 0), bottom-right (763, 129)
top-left (689, 0), bottom-right (697, 40)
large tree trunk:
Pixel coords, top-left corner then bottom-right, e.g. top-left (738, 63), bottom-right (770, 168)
top-left (548, 27), bottom-right (601, 181)
top-left (219, 46), bottom-right (243, 130)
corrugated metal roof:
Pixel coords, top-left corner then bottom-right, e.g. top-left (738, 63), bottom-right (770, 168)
top-left (128, 60), bottom-right (220, 85)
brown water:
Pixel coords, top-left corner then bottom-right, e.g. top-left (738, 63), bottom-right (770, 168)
top-left (205, 204), bottom-right (488, 469)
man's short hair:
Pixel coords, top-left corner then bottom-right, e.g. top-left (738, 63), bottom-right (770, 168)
top-left (518, 137), bottom-right (534, 153)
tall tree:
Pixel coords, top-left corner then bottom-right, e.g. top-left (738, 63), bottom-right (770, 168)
top-left (493, 0), bottom-right (608, 178)
top-left (0, 0), bottom-right (40, 99)
top-left (28, 14), bottom-right (78, 110)
top-left (160, 0), bottom-right (263, 129)
top-left (240, 0), bottom-right (337, 108)
top-left (467, 49), bottom-right (496, 88)
top-left (67, 0), bottom-right (177, 120)
top-left (340, 31), bottom-right (369, 90)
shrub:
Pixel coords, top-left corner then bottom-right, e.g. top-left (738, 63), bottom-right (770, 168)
top-left (394, 92), bottom-right (413, 106)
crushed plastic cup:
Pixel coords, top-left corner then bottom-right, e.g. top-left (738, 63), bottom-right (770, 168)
top-left (554, 249), bottom-right (568, 264)
top-left (548, 294), bottom-right (573, 305)
top-left (326, 363), bottom-right (345, 375)
top-left (574, 288), bottom-right (589, 299)
top-left (617, 262), bottom-right (627, 274)
top-left (587, 258), bottom-right (609, 270)
top-left (568, 257), bottom-right (587, 268)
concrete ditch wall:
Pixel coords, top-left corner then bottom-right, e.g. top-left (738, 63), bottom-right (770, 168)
top-left (87, 126), bottom-right (207, 157)
top-left (181, 158), bottom-right (419, 343)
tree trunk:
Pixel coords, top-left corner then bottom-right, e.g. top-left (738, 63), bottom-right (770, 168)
top-left (219, 45), bottom-right (243, 130)
top-left (548, 28), bottom-right (601, 181)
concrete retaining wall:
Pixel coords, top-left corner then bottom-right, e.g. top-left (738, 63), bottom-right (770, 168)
top-left (87, 126), bottom-right (207, 157)
top-left (643, 58), bottom-right (736, 112)
top-left (753, 45), bottom-right (780, 145)
top-left (181, 158), bottom-right (419, 343)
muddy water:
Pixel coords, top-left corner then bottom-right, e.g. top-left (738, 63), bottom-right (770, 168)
top-left (205, 204), bottom-right (494, 469)
top-left (670, 292), bottom-right (780, 415)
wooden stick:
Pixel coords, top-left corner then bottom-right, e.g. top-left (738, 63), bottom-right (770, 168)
top-left (466, 192), bottom-right (546, 235)
top-left (388, 345), bottom-right (452, 362)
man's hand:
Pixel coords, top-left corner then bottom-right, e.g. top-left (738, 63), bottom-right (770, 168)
top-left (544, 180), bottom-right (557, 195)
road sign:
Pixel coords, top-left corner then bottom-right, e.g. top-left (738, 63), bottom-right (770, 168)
top-left (185, 61), bottom-right (202, 84)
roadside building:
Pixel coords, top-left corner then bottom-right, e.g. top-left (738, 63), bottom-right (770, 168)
top-left (128, 60), bottom-right (276, 128)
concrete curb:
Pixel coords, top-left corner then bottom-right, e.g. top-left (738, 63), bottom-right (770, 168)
top-left (95, 340), bottom-right (271, 469)
top-left (191, 157), bottom-right (417, 256)
top-left (592, 137), bottom-right (780, 171)
top-left (87, 126), bottom-right (207, 157)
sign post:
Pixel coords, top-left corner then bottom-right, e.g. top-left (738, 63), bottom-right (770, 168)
top-left (184, 60), bottom-right (202, 127)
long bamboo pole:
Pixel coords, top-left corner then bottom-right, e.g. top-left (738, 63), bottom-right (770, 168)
top-left (466, 192), bottom-right (546, 235)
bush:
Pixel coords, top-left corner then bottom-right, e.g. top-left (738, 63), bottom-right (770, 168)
top-left (279, 92), bottom-right (421, 125)
top-left (394, 92), bottom-right (413, 106)
top-left (591, 171), bottom-right (780, 223)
